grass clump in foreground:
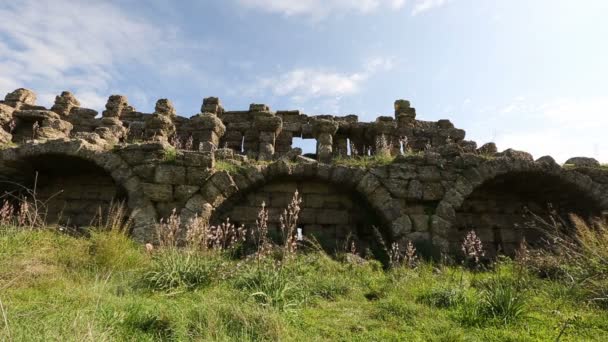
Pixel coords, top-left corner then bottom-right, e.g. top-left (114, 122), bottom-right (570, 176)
top-left (1, 197), bottom-right (608, 340)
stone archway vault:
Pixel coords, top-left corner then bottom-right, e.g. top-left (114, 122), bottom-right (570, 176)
top-left (0, 140), bottom-right (158, 240)
top-left (180, 160), bottom-right (403, 256)
top-left (433, 159), bottom-right (608, 255)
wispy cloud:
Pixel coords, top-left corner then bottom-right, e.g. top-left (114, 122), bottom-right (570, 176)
top-left (236, 0), bottom-right (407, 19)
top-left (252, 57), bottom-right (394, 104)
top-left (0, 0), bottom-right (189, 110)
top-left (411, 0), bottom-right (452, 15)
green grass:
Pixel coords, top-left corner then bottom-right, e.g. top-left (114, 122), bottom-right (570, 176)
top-left (333, 154), bottom-right (396, 168)
top-left (1, 228), bottom-right (607, 341)
top-left (214, 160), bottom-right (243, 173)
top-left (163, 147), bottom-right (178, 163)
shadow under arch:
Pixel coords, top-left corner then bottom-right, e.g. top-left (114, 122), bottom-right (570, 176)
top-left (0, 153), bottom-right (129, 228)
top-left (190, 162), bottom-right (398, 263)
top-left (449, 169), bottom-right (605, 256)
top-left (0, 140), bottom-right (158, 239)
top-left (213, 175), bottom-right (389, 259)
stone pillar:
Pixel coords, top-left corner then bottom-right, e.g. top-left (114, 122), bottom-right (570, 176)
top-left (253, 111), bottom-right (282, 161)
top-left (333, 134), bottom-right (348, 157)
top-left (96, 95), bottom-right (131, 143)
top-left (312, 118), bottom-right (339, 163)
top-left (394, 99), bottom-right (416, 153)
top-left (0, 103), bottom-right (15, 143)
top-left (374, 117), bottom-right (396, 157)
top-left (394, 99), bottom-right (416, 121)
top-left (189, 103), bottom-right (226, 152)
top-left (144, 99), bottom-right (177, 143)
top-left (51, 91), bottom-right (80, 117)
top-left (201, 97), bottom-right (224, 115)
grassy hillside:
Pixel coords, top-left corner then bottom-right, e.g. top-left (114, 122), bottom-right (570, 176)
top-left (1, 225), bottom-right (607, 341)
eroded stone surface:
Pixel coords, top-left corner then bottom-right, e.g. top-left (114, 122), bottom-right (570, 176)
top-left (0, 88), bottom-right (606, 258)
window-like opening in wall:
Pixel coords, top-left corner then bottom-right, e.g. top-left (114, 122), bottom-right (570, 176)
top-left (291, 137), bottom-right (316, 155)
top-left (346, 138), bottom-right (352, 156)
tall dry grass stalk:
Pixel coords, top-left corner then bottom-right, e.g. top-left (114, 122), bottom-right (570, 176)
top-left (279, 191), bottom-right (302, 257)
top-left (185, 214), bottom-right (210, 251)
top-left (253, 201), bottom-right (272, 259)
top-left (207, 218), bottom-right (247, 251)
top-left (92, 200), bottom-right (132, 233)
top-left (157, 209), bottom-right (181, 248)
top-left (520, 212), bottom-right (608, 307)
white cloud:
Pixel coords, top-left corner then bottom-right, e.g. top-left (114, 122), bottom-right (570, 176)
top-left (0, 0), bottom-right (187, 110)
top-left (254, 57), bottom-right (394, 103)
top-left (411, 0), bottom-right (452, 15)
top-left (469, 97), bottom-right (608, 163)
top-left (236, 0), bottom-right (407, 19)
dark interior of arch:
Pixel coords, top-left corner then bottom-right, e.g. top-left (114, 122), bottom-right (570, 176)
top-left (212, 177), bottom-right (389, 261)
top-left (451, 171), bottom-right (603, 256)
top-left (0, 154), bottom-right (128, 228)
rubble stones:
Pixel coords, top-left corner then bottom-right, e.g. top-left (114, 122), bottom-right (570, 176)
top-left (565, 157), bottom-right (600, 168)
top-left (1, 88), bottom-right (606, 258)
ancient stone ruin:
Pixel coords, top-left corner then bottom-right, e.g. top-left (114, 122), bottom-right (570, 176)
top-left (1, 88), bottom-right (607, 258)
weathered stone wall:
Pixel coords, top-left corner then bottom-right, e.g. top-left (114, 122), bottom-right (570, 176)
top-left (450, 171), bottom-right (603, 256)
top-left (213, 179), bottom-right (384, 253)
top-left (0, 88), bottom-right (607, 259)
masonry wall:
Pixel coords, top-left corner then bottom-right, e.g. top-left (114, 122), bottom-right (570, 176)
top-left (17, 155), bottom-right (127, 227)
top-left (450, 172), bottom-right (604, 256)
top-left (213, 179), bottom-right (384, 254)
top-left (1, 88), bottom-right (607, 258)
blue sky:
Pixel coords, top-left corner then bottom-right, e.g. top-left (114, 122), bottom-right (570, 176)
top-left (1, 0), bottom-right (607, 162)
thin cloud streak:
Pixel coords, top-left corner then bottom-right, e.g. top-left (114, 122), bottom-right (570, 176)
top-left (0, 0), bottom-right (191, 110)
top-left (251, 57), bottom-right (395, 103)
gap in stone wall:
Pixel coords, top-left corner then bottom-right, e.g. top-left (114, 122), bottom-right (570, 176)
top-left (291, 137), bottom-right (316, 156)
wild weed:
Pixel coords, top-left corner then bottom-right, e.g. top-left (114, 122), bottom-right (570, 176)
top-left (279, 190), bottom-right (301, 258)
top-left (141, 250), bottom-right (221, 291)
top-left (461, 230), bottom-right (485, 269)
top-left (478, 276), bottom-right (527, 324)
top-left (156, 208), bottom-right (180, 248)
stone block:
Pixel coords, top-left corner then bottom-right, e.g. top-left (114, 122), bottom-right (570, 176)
top-left (410, 214), bottom-right (430, 232)
top-left (183, 151), bottom-right (214, 168)
top-left (317, 209), bottom-right (349, 225)
top-left (301, 182), bottom-right (331, 194)
top-left (142, 183), bottom-right (173, 202)
top-left (423, 183), bottom-right (444, 201)
top-left (174, 185), bottom-right (199, 202)
top-left (186, 167), bottom-right (212, 185)
top-left (407, 180), bottom-right (424, 201)
top-left (262, 181), bottom-right (298, 193)
top-left (391, 215), bottom-right (412, 238)
top-left (154, 165), bottom-right (186, 184)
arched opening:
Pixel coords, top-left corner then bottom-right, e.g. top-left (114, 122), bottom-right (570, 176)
top-left (0, 154), bottom-right (128, 228)
top-left (212, 177), bottom-right (389, 260)
top-left (450, 171), bottom-right (602, 256)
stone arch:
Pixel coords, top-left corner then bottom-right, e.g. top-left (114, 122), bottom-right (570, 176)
top-left (0, 139), bottom-right (157, 239)
top-left (435, 158), bottom-right (608, 256)
top-left (181, 160), bottom-right (400, 258)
